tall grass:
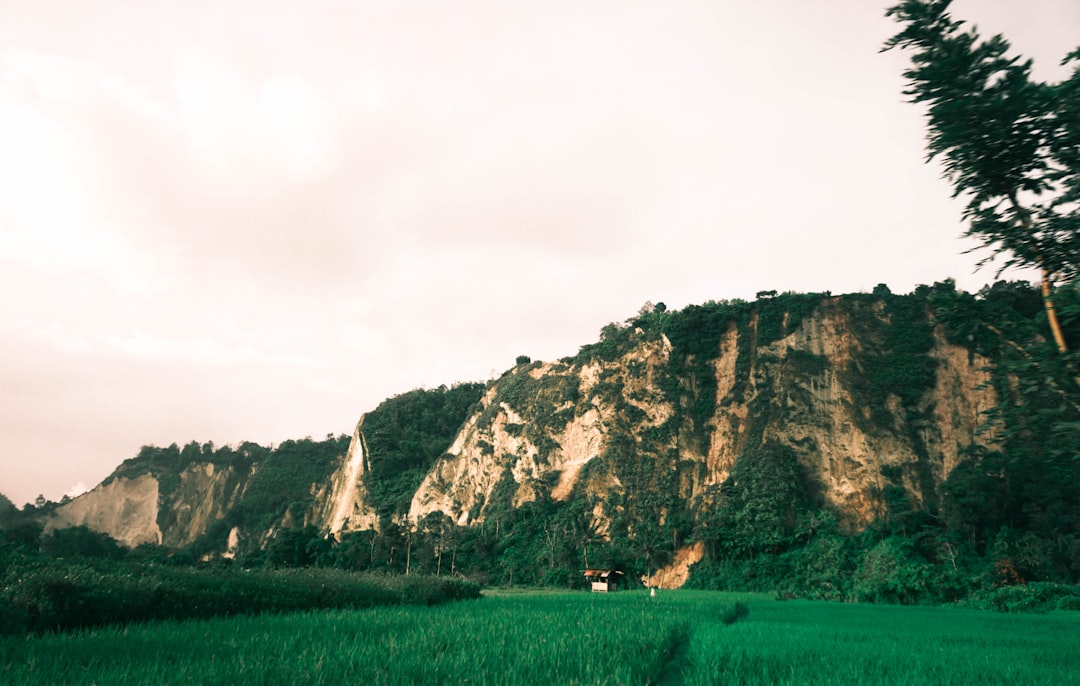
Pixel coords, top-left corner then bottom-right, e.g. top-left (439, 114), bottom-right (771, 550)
top-left (1, 590), bottom-right (1076, 685)
top-left (0, 556), bottom-right (479, 634)
top-left (1, 591), bottom-right (690, 685)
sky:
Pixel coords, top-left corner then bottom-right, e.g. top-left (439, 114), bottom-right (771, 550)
top-left (2, 1), bottom-right (1078, 508)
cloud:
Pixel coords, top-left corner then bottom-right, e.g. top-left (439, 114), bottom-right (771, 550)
top-left (173, 47), bottom-right (338, 179)
top-left (0, 49), bottom-right (169, 296)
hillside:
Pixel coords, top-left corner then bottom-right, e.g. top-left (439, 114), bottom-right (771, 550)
top-left (33, 281), bottom-right (1080, 597)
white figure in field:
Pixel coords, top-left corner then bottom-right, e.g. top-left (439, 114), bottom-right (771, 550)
top-left (650, 587), bottom-right (656, 598)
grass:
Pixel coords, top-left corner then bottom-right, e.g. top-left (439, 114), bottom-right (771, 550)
top-left (685, 597), bottom-right (1079, 685)
top-left (2, 590), bottom-right (1077, 685)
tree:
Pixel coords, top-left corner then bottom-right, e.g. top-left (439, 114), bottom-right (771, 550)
top-left (40, 526), bottom-right (126, 560)
top-left (884, 0), bottom-right (1080, 357)
top-left (420, 512), bottom-right (455, 575)
top-left (715, 443), bottom-right (810, 559)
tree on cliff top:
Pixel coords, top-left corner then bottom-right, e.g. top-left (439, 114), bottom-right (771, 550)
top-left (884, 0), bottom-right (1080, 356)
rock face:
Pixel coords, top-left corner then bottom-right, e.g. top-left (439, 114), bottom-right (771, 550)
top-left (49, 436), bottom-right (350, 555)
top-left (644, 542), bottom-right (705, 590)
top-left (47, 462), bottom-right (254, 549)
top-left (51, 292), bottom-right (998, 558)
top-left (47, 473), bottom-right (163, 548)
top-left (402, 296), bottom-right (997, 533)
top-left (159, 463), bottom-right (250, 548)
top-left (312, 418), bottom-right (379, 536)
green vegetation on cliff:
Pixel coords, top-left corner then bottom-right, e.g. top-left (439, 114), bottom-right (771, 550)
top-left (363, 383), bottom-right (486, 523)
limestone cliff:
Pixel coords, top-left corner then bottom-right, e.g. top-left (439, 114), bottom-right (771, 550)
top-left (48, 291), bottom-right (1000, 557)
top-left (404, 295), bottom-right (996, 532)
top-left (47, 473), bottom-right (163, 548)
top-left (310, 418), bottom-right (379, 536)
top-left (50, 436), bottom-right (351, 554)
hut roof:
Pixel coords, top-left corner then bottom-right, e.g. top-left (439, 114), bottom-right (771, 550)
top-left (583, 569), bottom-right (623, 579)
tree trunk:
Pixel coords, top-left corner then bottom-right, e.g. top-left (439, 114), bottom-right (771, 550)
top-left (1041, 268), bottom-right (1069, 354)
top-left (1009, 196), bottom-right (1069, 355)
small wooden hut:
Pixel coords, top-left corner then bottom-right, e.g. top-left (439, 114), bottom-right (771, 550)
top-left (583, 569), bottom-right (624, 592)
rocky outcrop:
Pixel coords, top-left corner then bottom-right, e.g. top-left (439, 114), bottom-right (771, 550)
top-left (643, 542), bottom-right (705, 590)
top-left (313, 418), bottom-right (379, 535)
top-left (406, 297), bottom-right (997, 532)
top-left (47, 473), bottom-right (163, 548)
top-left (48, 461), bottom-right (254, 549)
top-left (161, 463), bottom-right (250, 548)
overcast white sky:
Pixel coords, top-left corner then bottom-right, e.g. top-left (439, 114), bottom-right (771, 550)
top-left (2, 1), bottom-right (1077, 508)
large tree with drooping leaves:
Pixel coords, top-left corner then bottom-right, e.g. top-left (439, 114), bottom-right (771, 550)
top-left (886, 1), bottom-right (1080, 586)
top-left (884, 0), bottom-right (1080, 357)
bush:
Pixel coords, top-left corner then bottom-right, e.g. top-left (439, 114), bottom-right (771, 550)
top-left (961, 582), bottom-right (1080, 613)
top-left (853, 538), bottom-right (936, 605)
top-left (719, 601), bottom-right (750, 625)
top-left (0, 556), bottom-right (481, 634)
top-left (1057, 595), bottom-right (1080, 611)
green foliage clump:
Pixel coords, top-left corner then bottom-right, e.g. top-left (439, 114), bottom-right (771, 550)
top-left (755, 292), bottom-right (824, 347)
top-left (705, 443), bottom-right (813, 560)
top-left (719, 600), bottom-right (750, 625)
top-left (39, 526), bottom-right (125, 561)
top-left (362, 383), bottom-right (484, 523)
top-left (857, 287), bottom-right (938, 417)
top-left (229, 435), bottom-right (350, 533)
top-left (1057, 595), bottom-right (1080, 611)
top-left (853, 537), bottom-right (938, 605)
top-left (575, 321), bottom-right (641, 363)
top-left (961, 582), bottom-right (1080, 614)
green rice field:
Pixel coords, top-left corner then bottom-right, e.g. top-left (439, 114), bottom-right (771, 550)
top-left (2, 589), bottom-right (1077, 685)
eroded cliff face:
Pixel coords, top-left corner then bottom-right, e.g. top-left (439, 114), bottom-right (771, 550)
top-left (408, 335), bottom-right (676, 526)
top-left (47, 473), bottom-right (163, 547)
top-left (693, 299), bottom-right (998, 525)
top-left (407, 297), bottom-right (997, 532)
top-left (311, 418), bottom-right (379, 535)
top-left (158, 463), bottom-right (250, 548)
top-left (49, 462), bottom-right (253, 548)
